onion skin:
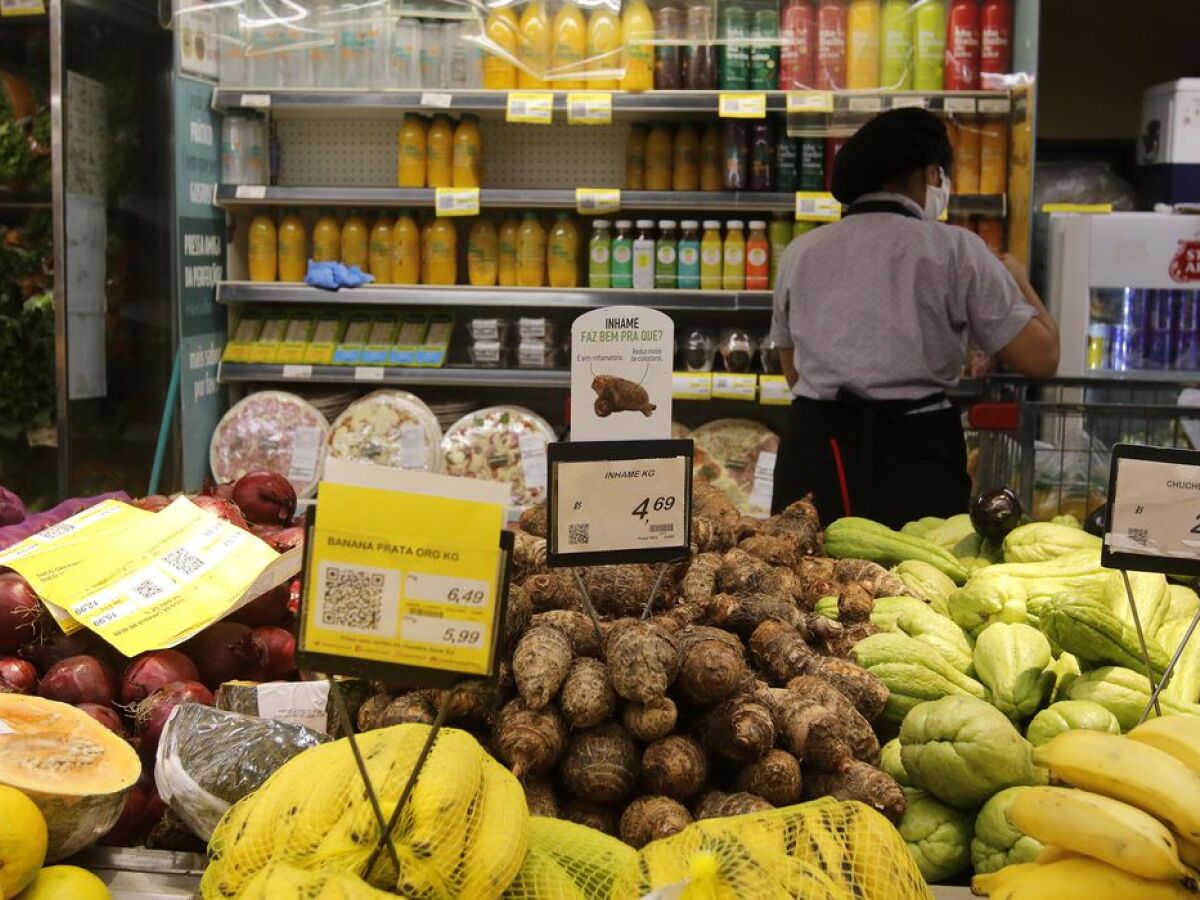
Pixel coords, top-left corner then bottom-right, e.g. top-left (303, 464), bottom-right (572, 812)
top-left (37, 654), bottom-right (118, 706)
top-left (0, 572), bottom-right (41, 654)
top-left (20, 629), bottom-right (99, 675)
top-left (120, 650), bottom-right (201, 705)
top-left (228, 584), bottom-right (291, 627)
top-left (0, 486), bottom-right (25, 526)
top-left (130, 495), bottom-right (171, 513)
top-left (0, 656), bottom-right (37, 693)
top-left (134, 681), bottom-right (213, 756)
top-left (253, 626), bottom-right (296, 680)
top-left (188, 495), bottom-right (249, 531)
top-left (267, 527), bottom-right (304, 554)
top-left (232, 472), bottom-right (298, 527)
top-left (182, 622), bottom-right (270, 688)
top-left (76, 702), bottom-right (126, 736)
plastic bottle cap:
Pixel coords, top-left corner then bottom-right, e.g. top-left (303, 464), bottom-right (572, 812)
top-left (727, 220), bottom-right (744, 229)
top-left (1088, 323), bottom-right (1110, 338)
top-left (593, 219), bottom-right (611, 228)
top-left (636, 219), bottom-right (655, 228)
top-left (658, 220), bottom-right (677, 229)
top-left (749, 220), bottom-right (766, 229)
top-left (703, 220), bottom-right (722, 229)
top-left (615, 219), bottom-right (633, 228)
top-left (681, 220), bottom-right (699, 229)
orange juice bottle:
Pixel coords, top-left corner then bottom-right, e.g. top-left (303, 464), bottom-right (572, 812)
top-left (369, 214), bottom-right (393, 283)
top-left (979, 118), bottom-right (1008, 194)
top-left (952, 117), bottom-right (981, 194)
top-left (547, 212), bottom-right (579, 287)
top-left (745, 220), bottom-right (769, 289)
top-left (626, 124), bottom-right (648, 190)
top-left (516, 212), bottom-right (546, 287)
top-left (551, 0), bottom-right (587, 89)
top-left (846, 0), bottom-right (881, 89)
top-left (423, 217), bottom-right (458, 285)
top-left (483, 7), bottom-right (519, 89)
top-left (498, 216), bottom-right (520, 286)
top-left (248, 211), bottom-right (277, 282)
top-left (518, 0), bottom-right (551, 88)
top-left (397, 113), bottom-right (427, 187)
top-left (426, 114), bottom-right (455, 189)
top-left (620, 0), bottom-right (655, 91)
top-left (312, 209), bottom-right (341, 263)
top-left (277, 209), bottom-right (307, 282)
top-left (586, 5), bottom-right (622, 89)
top-left (390, 211), bottom-right (421, 284)
top-left (452, 114), bottom-right (483, 188)
top-left (644, 124), bottom-right (673, 191)
top-left (341, 209), bottom-right (369, 270)
top-left (699, 123), bottom-right (723, 191)
top-left (468, 217), bottom-right (499, 286)
top-left (673, 124), bottom-right (700, 192)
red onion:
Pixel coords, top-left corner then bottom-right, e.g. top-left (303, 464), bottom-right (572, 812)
top-left (250, 522), bottom-right (282, 541)
top-left (188, 495), bottom-right (249, 531)
top-left (20, 629), bottom-right (99, 674)
top-left (232, 472), bottom-right (297, 527)
top-left (0, 487), bottom-right (25, 527)
top-left (77, 702), bottom-right (126, 736)
top-left (120, 650), bottom-right (200, 705)
top-left (201, 479), bottom-right (236, 502)
top-left (134, 680), bottom-right (213, 756)
top-left (182, 622), bottom-right (269, 688)
top-left (38, 654), bottom-right (117, 706)
top-left (0, 657), bottom-right (36, 693)
top-left (229, 583), bottom-right (291, 627)
top-left (253, 626), bottom-right (296, 680)
top-left (268, 526), bottom-right (304, 554)
top-left (101, 780), bottom-right (152, 847)
top-left (130, 495), bottom-right (171, 513)
top-left (0, 572), bottom-right (41, 654)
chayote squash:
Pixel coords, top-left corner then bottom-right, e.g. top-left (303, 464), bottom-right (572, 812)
top-left (899, 695), bottom-right (1046, 809)
top-left (1045, 652), bottom-right (1081, 703)
top-left (1063, 665), bottom-right (1200, 730)
top-left (870, 596), bottom-right (938, 634)
top-left (1102, 570), bottom-right (1170, 641)
top-left (825, 517), bottom-right (969, 584)
top-left (977, 549), bottom-right (1109, 601)
top-left (1002, 522), bottom-right (1101, 564)
top-left (898, 788), bottom-right (974, 883)
top-left (813, 595), bottom-right (839, 620)
top-left (880, 737), bottom-right (911, 786)
top-left (1163, 584), bottom-right (1200, 628)
top-left (1040, 593), bottom-right (1170, 678)
top-left (853, 633), bottom-right (989, 726)
top-left (948, 574), bottom-right (1029, 639)
top-left (972, 622), bottom-right (1053, 720)
top-left (897, 608), bottom-right (975, 676)
top-left (1050, 514), bottom-right (1082, 529)
top-left (921, 514), bottom-right (976, 550)
top-left (893, 560), bottom-right (957, 616)
top-left (1024, 700), bottom-right (1121, 746)
top-left (902, 516), bottom-right (945, 539)
top-left (970, 787), bottom-right (1044, 874)
top-left (1158, 616), bottom-right (1200, 706)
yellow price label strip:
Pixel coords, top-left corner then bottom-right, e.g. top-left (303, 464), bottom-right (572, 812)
top-left (1041, 203), bottom-right (1113, 214)
top-left (0, 0), bottom-right (46, 15)
top-left (566, 92), bottom-right (612, 125)
top-left (673, 371), bottom-right (712, 400)
top-left (712, 372), bottom-right (758, 400)
top-left (787, 91), bottom-right (834, 113)
top-left (719, 92), bottom-right (768, 118)
top-left (576, 188), bottom-right (621, 215)
top-left (795, 191), bottom-right (842, 222)
top-left (506, 91), bottom-right (555, 124)
top-left (435, 187), bottom-right (481, 217)
top-left (758, 374), bottom-right (792, 405)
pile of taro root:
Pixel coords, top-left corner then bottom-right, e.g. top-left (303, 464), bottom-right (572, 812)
top-left (357, 485), bottom-right (914, 848)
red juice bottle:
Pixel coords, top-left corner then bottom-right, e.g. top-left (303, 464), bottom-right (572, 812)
top-left (980, 0), bottom-right (1012, 87)
top-left (945, 0), bottom-right (980, 91)
top-left (781, 0), bottom-right (816, 89)
top-left (816, 0), bottom-right (846, 90)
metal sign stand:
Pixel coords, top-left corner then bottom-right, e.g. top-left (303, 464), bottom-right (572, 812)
top-left (1119, 569), bottom-right (1165, 721)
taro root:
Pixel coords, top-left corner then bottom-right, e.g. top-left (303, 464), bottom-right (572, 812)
top-left (619, 796), bottom-right (692, 848)
top-left (504, 583), bottom-right (533, 648)
top-left (837, 582), bottom-right (875, 624)
top-left (648, 603), bottom-right (707, 634)
top-left (755, 683), bottom-right (879, 771)
top-left (692, 516), bottom-right (737, 554)
top-left (681, 553), bottom-right (723, 605)
top-left (561, 800), bottom-right (621, 836)
top-left (716, 791), bottom-right (775, 816)
top-left (823, 621), bottom-right (881, 660)
top-left (621, 697), bottom-right (678, 743)
top-left (749, 619), bottom-right (817, 685)
top-left (693, 484), bottom-right (739, 528)
top-left (734, 515), bottom-right (763, 541)
top-left (641, 735), bottom-right (708, 801)
top-left (559, 658), bottom-right (617, 730)
top-left (799, 579), bottom-right (841, 611)
top-left (513, 624), bottom-right (574, 709)
top-left (761, 496), bottom-right (823, 555)
top-left (559, 722), bottom-right (640, 805)
top-left (703, 592), bottom-right (807, 639)
top-left (519, 503), bottom-right (548, 538)
top-left (788, 658), bottom-right (889, 722)
top-left (718, 549), bottom-right (791, 597)
top-left (531, 610), bottom-right (602, 658)
top-left (833, 559), bottom-right (917, 598)
top-left (494, 699), bottom-right (568, 778)
top-left (605, 621), bottom-right (680, 704)
top-left (692, 790), bottom-right (730, 820)
top-left (675, 625), bottom-right (750, 706)
top-left (436, 678), bottom-right (502, 725)
top-left (381, 691), bottom-right (438, 727)
top-left (803, 760), bottom-right (907, 824)
top-left (356, 693), bottom-right (391, 731)
top-left (592, 375), bottom-right (656, 417)
top-left (522, 571), bottom-right (585, 613)
top-left (583, 565), bottom-right (662, 619)
top-left (524, 779), bottom-right (558, 818)
top-left (733, 749), bottom-right (803, 806)
top-left (513, 531), bottom-right (549, 578)
top-left (696, 694), bottom-right (775, 763)
top-left (738, 533), bottom-right (802, 568)
top-left (797, 557), bottom-right (838, 583)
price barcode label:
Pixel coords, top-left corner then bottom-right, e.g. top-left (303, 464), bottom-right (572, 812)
top-left (435, 187), bottom-right (481, 217)
top-left (712, 373), bottom-right (758, 400)
top-left (288, 426), bottom-right (324, 484)
top-left (1103, 447), bottom-right (1200, 576)
top-left (795, 191), bottom-right (842, 222)
top-left (354, 366), bottom-right (386, 381)
top-left (406, 571), bottom-right (490, 608)
top-left (401, 613), bottom-right (486, 649)
top-left (786, 91), bottom-right (835, 113)
top-left (749, 450), bottom-right (777, 514)
top-left (239, 94), bottom-right (271, 108)
top-left (719, 92), bottom-right (768, 118)
top-left (576, 188), bottom-right (621, 214)
top-left (978, 97), bottom-right (1012, 114)
top-left (672, 371), bottom-right (712, 400)
top-left (420, 92), bottom-right (454, 108)
top-left (758, 374), bottom-right (792, 405)
top-left (1, 0), bottom-right (46, 15)
top-left (282, 364), bottom-right (313, 379)
top-left (943, 96), bottom-right (977, 114)
top-left (890, 94), bottom-right (928, 110)
top-left (234, 185), bottom-right (267, 200)
top-left (847, 96), bottom-right (883, 113)
top-left (506, 91), bottom-right (555, 124)
top-left (567, 92), bottom-right (612, 125)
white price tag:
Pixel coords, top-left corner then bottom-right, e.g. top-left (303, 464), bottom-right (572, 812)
top-left (405, 571), bottom-right (490, 607)
top-left (978, 97), bottom-right (1012, 114)
top-left (943, 96), bottom-right (978, 114)
top-left (786, 91), bottom-right (834, 113)
top-left (469, 319), bottom-right (502, 341)
top-left (472, 341), bottom-right (503, 364)
top-left (234, 185), bottom-right (267, 200)
top-left (719, 92), bottom-right (767, 119)
top-left (566, 92), bottom-right (612, 125)
top-left (890, 94), bottom-right (928, 110)
top-left (399, 422), bottom-right (427, 469)
top-left (847, 96), bottom-right (883, 113)
top-left (518, 433), bottom-right (548, 495)
top-left (758, 374), bottom-right (792, 405)
top-left (749, 450), bottom-right (777, 514)
top-left (239, 94), bottom-right (271, 108)
top-left (282, 364), bottom-right (313, 379)
top-left (518, 317), bottom-right (550, 340)
top-left (255, 682), bottom-right (331, 734)
top-left (401, 613), bottom-right (486, 649)
top-left (354, 366), bottom-right (386, 381)
top-left (435, 187), bottom-right (481, 217)
top-left (673, 371), bottom-right (712, 400)
top-left (420, 91), bottom-right (454, 108)
top-left (287, 426), bottom-right (323, 485)
top-left (712, 373), bottom-right (758, 400)
top-left (1107, 454), bottom-right (1200, 561)
top-left (518, 343), bottom-right (550, 368)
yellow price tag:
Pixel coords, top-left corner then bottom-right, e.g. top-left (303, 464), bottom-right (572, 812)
top-left (566, 92), bottom-right (612, 125)
top-left (1041, 203), bottom-right (1113, 214)
top-left (506, 91), bottom-right (555, 124)
top-left (758, 375), bottom-right (792, 405)
top-left (795, 191), bottom-right (842, 222)
top-left (673, 371), bottom-right (712, 400)
top-left (786, 91), bottom-right (834, 113)
top-left (719, 92), bottom-right (768, 118)
top-left (712, 373), bottom-right (758, 400)
top-left (0, 0), bottom-right (45, 14)
top-left (435, 187), bottom-right (481, 217)
top-left (576, 188), bottom-right (621, 215)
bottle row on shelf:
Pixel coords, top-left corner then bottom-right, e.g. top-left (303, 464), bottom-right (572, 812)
top-left (212, 0), bottom-right (1014, 95)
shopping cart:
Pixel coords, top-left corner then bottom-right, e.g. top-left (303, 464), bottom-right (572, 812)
top-left (969, 375), bottom-right (1200, 521)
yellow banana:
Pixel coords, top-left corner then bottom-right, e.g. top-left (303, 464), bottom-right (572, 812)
top-left (991, 856), bottom-right (1195, 900)
top-left (1129, 716), bottom-right (1200, 774)
top-left (405, 730), bottom-right (485, 888)
top-left (842, 802), bottom-right (927, 900)
top-left (503, 847), bottom-right (586, 900)
top-left (1178, 834), bottom-right (1200, 869)
top-left (1008, 786), bottom-right (1193, 881)
top-left (777, 856), bottom-right (847, 900)
top-left (455, 756), bottom-right (530, 899)
top-left (1032, 845), bottom-right (1082, 864)
top-left (971, 863), bottom-right (1039, 896)
top-left (1032, 731), bottom-right (1200, 843)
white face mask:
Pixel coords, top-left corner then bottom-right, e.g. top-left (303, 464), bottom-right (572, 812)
top-left (924, 168), bottom-right (951, 221)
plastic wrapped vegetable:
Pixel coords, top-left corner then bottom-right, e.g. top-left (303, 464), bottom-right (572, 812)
top-left (898, 788), bottom-right (974, 883)
top-left (155, 703), bottom-right (328, 840)
top-left (1024, 700), bottom-right (1122, 747)
top-left (970, 787), bottom-right (1044, 875)
top-left (971, 622), bottom-right (1053, 720)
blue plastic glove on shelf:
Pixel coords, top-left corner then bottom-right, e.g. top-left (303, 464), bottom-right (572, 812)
top-left (305, 260), bottom-right (375, 290)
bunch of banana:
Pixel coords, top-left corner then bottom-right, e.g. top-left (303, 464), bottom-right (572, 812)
top-left (971, 719), bottom-right (1200, 898)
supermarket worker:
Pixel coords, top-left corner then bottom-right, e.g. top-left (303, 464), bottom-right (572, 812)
top-left (769, 107), bottom-right (1059, 528)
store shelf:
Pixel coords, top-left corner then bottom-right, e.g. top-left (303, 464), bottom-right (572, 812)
top-left (215, 185), bottom-right (1006, 217)
top-left (219, 362), bottom-right (571, 389)
top-left (216, 281), bottom-right (774, 311)
top-left (0, 190), bottom-right (51, 210)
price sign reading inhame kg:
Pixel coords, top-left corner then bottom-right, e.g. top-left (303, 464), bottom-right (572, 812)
top-left (1103, 444), bottom-right (1200, 577)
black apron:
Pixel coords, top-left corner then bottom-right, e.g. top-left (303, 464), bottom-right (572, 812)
top-left (770, 199), bottom-right (971, 528)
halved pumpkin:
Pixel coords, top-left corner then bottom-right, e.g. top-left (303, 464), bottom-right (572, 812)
top-left (0, 694), bottom-right (140, 860)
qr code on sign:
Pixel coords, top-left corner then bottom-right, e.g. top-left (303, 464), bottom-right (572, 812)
top-left (568, 523), bottom-right (589, 545)
top-left (1127, 527), bottom-right (1149, 547)
top-left (162, 547), bottom-right (205, 576)
top-left (318, 564), bottom-right (397, 634)
top-left (131, 579), bottom-right (164, 600)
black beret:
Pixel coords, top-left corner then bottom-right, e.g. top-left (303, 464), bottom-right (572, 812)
top-left (830, 107), bottom-right (954, 204)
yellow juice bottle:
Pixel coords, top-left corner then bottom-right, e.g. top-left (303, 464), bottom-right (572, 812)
top-left (426, 114), bottom-right (455, 189)
top-left (699, 219), bottom-right (723, 289)
top-left (518, 0), bottom-right (551, 88)
top-left (468, 217), bottom-right (499, 286)
top-left (423, 217), bottom-right (458, 285)
top-left (551, 0), bottom-right (587, 89)
top-left (452, 114), bottom-right (483, 188)
top-left (626, 124), bottom-right (648, 190)
top-left (483, 7), bottom-right (519, 89)
top-left (547, 212), bottom-right (579, 287)
top-left (586, 5), bottom-right (622, 89)
top-left (369, 215), bottom-right (393, 283)
top-left (644, 124), bottom-right (673, 191)
top-left (620, 0), bottom-right (655, 91)
top-left (311, 209), bottom-right (341, 263)
top-left (699, 123), bottom-right (724, 191)
top-left (498, 216), bottom-right (519, 286)
top-left (722, 219), bottom-right (745, 290)
top-left (846, 0), bottom-right (881, 89)
top-left (277, 208), bottom-right (307, 282)
top-left (341, 209), bottom-right (369, 270)
top-left (390, 211), bottom-right (421, 284)
top-left (397, 113), bottom-right (428, 187)
top-left (673, 124), bottom-right (700, 192)
top-left (248, 211), bottom-right (277, 282)
top-left (516, 211), bottom-right (546, 287)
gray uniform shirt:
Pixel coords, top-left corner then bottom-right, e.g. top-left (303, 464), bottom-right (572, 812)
top-left (769, 192), bottom-right (1034, 401)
